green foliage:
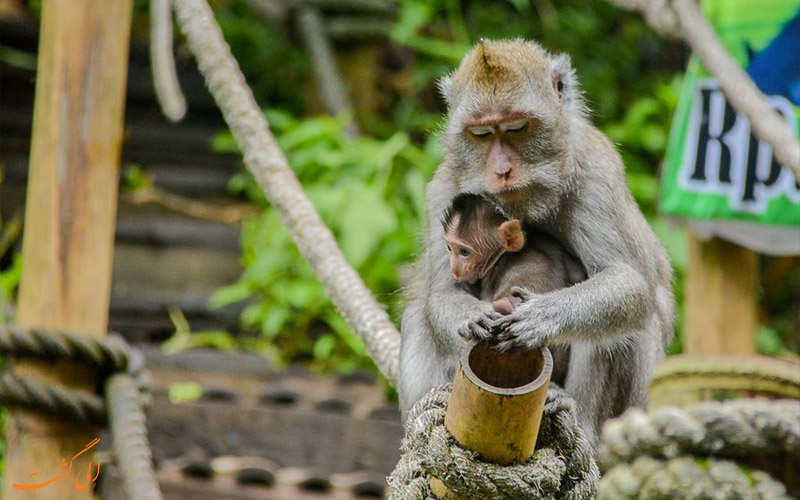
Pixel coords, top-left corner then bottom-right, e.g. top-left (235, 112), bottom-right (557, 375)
top-left (162, 308), bottom-right (277, 359)
top-left (211, 110), bottom-right (440, 371)
top-left (168, 382), bottom-right (203, 404)
top-left (0, 254), bottom-right (21, 323)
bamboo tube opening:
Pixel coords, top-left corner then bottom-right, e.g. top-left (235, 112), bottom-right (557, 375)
top-left (464, 341), bottom-right (549, 391)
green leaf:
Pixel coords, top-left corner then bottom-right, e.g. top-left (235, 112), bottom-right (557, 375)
top-left (261, 307), bottom-right (291, 338)
top-left (210, 131), bottom-right (238, 154)
top-left (325, 312), bottom-right (366, 356)
top-left (313, 334), bottom-right (337, 360)
top-left (282, 281), bottom-right (324, 310)
top-left (169, 382), bottom-right (203, 404)
top-left (210, 281), bottom-right (252, 308)
top-left (757, 326), bottom-right (785, 356)
top-left (337, 186), bottom-right (397, 267)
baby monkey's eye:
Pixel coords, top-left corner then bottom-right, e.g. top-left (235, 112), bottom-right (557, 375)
top-left (459, 248), bottom-right (470, 257)
top-left (446, 244), bottom-right (452, 252)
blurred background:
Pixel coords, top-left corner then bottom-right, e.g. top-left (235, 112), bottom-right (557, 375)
top-left (0, 0), bottom-right (797, 384)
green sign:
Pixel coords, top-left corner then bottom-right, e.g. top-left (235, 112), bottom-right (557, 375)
top-left (660, 0), bottom-right (800, 227)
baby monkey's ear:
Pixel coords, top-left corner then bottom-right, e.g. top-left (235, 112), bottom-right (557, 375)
top-left (497, 220), bottom-right (524, 252)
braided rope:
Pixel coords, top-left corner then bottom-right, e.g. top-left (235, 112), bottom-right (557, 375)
top-left (599, 399), bottom-right (800, 465)
top-left (0, 323), bottom-right (135, 373)
top-left (107, 373), bottom-right (164, 500)
top-left (599, 456), bottom-right (791, 500)
top-left (0, 371), bottom-right (107, 425)
top-left (388, 384), bottom-right (599, 499)
top-left (598, 399), bottom-right (800, 499)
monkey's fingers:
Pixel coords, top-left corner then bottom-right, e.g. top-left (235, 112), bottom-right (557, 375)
top-left (492, 338), bottom-right (517, 353)
top-left (457, 317), bottom-right (494, 341)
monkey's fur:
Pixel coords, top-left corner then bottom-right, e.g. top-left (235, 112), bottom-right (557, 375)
top-left (398, 40), bottom-right (675, 446)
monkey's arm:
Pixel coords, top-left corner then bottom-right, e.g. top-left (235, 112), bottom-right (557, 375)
top-left (422, 173), bottom-right (503, 355)
top-left (491, 262), bottom-right (651, 351)
top-left (492, 168), bottom-right (660, 350)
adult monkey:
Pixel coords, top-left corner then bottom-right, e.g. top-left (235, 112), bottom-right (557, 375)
top-left (398, 39), bottom-right (675, 446)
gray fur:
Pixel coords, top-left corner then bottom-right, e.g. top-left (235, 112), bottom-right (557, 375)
top-left (398, 39), bottom-right (675, 447)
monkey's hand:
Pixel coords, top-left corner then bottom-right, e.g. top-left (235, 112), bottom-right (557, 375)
top-left (457, 306), bottom-right (504, 342)
top-left (491, 287), bottom-right (558, 352)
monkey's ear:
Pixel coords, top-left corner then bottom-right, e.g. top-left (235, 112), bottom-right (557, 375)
top-left (549, 53), bottom-right (581, 109)
top-left (497, 220), bottom-right (524, 252)
top-left (438, 74), bottom-right (454, 107)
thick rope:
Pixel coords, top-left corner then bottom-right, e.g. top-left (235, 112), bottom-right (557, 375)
top-left (599, 456), bottom-right (791, 500)
top-left (0, 371), bottom-right (107, 425)
top-left (107, 373), bottom-right (164, 500)
top-left (0, 323), bottom-right (141, 375)
top-left (388, 384), bottom-right (600, 499)
top-left (599, 399), bottom-right (800, 465)
top-left (605, 0), bottom-right (800, 178)
top-left (171, 0), bottom-right (401, 384)
top-left (597, 398), bottom-right (800, 499)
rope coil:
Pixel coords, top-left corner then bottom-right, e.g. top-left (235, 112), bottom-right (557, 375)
top-left (597, 398), bottom-right (800, 500)
top-left (388, 384), bottom-right (600, 499)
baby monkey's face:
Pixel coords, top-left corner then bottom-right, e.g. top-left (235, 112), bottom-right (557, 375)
top-left (443, 214), bottom-right (525, 285)
top-left (444, 235), bottom-right (485, 285)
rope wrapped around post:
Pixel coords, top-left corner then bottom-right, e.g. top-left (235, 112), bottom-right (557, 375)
top-left (0, 323), bottom-right (163, 500)
top-left (388, 384), bottom-right (600, 499)
top-left (597, 398), bottom-right (800, 499)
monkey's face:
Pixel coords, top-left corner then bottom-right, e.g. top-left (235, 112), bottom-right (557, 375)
top-left (440, 40), bottom-right (577, 219)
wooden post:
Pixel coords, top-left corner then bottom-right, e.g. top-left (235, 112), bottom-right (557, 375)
top-left (684, 234), bottom-right (758, 355)
top-left (2, 0), bottom-right (132, 499)
top-left (430, 342), bottom-right (552, 499)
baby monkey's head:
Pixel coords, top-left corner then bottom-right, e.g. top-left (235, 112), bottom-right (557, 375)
top-left (442, 194), bottom-right (525, 285)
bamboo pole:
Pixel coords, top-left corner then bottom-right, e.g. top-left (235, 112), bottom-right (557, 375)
top-left (684, 235), bottom-right (758, 355)
top-left (430, 342), bottom-right (553, 499)
top-left (2, 1), bottom-right (133, 498)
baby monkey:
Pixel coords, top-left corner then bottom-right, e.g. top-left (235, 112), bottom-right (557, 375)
top-left (442, 193), bottom-right (586, 384)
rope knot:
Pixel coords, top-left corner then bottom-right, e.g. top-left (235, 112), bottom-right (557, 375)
top-left (388, 384), bottom-right (599, 499)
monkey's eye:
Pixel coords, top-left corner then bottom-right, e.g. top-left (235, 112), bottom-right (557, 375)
top-left (467, 126), bottom-right (493, 138)
top-left (500, 120), bottom-right (527, 133)
top-left (446, 244), bottom-right (452, 252)
top-left (459, 248), bottom-right (470, 257)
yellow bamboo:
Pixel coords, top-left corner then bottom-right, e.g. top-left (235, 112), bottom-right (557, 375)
top-left (431, 342), bottom-right (553, 499)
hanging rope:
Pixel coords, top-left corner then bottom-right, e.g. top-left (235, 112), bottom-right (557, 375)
top-left (107, 373), bottom-right (164, 500)
top-left (0, 324), bottom-right (163, 500)
top-left (171, 0), bottom-right (401, 384)
top-left (388, 384), bottom-right (600, 499)
top-left (295, 6), bottom-right (361, 136)
top-left (605, 0), bottom-right (800, 179)
top-left (151, 0), bottom-right (187, 122)
top-left (597, 398), bottom-right (800, 499)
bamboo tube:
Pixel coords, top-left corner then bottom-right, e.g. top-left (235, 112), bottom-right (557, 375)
top-left (430, 341), bottom-right (553, 499)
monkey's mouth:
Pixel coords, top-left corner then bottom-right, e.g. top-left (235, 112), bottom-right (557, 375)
top-left (495, 185), bottom-right (529, 202)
